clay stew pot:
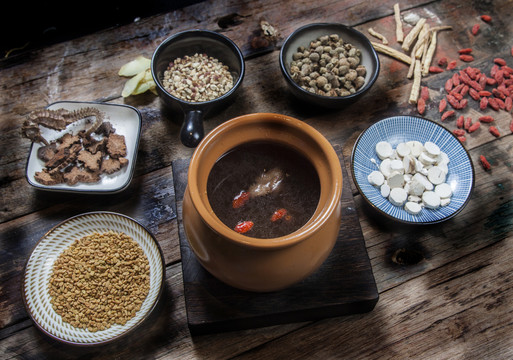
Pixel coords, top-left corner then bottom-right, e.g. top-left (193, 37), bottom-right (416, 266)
top-left (183, 113), bottom-right (343, 292)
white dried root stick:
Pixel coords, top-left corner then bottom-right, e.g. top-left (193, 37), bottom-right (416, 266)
top-left (402, 18), bottom-right (426, 52)
top-left (394, 3), bottom-right (404, 43)
top-left (415, 24), bottom-right (430, 59)
top-left (407, 25), bottom-right (452, 78)
top-left (407, 31), bottom-right (428, 78)
top-left (422, 31), bottom-right (438, 76)
top-left (372, 42), bottom-right (412, 65)
top-left (409, 59), bottom-right (422, 104)
top-left (368, 27), bottom-right (389, 45)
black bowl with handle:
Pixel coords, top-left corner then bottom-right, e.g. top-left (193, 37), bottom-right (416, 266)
top-left (151, 30), bottom-right (245, 147)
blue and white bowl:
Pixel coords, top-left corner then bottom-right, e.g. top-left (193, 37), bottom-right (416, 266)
top-left (351, 116), bottom-right (475, 224)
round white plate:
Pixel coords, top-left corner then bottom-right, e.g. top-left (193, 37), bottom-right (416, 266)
top-left (22, 212), bottom-right (165, 345)
top-left (351, 116), bottom-right (475, 224)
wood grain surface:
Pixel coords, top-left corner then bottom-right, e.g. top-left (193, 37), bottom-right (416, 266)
top-left (1, 0), bottom-right (512, 358)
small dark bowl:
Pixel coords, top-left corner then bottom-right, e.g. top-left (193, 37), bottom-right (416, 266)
top-left (279, 23), bottom-right (380, 108)
top-left (151, 30), bottom-right (245, 147)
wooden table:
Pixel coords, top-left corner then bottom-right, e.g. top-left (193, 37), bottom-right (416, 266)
top-left (1, 0), bottom-right (512, 358)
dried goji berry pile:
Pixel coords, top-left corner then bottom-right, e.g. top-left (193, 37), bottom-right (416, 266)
top-left (416, 14), bottom-right (513, 171)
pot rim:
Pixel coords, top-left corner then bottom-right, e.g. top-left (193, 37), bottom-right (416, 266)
top-left (187, 113), bottom-right (343, 249)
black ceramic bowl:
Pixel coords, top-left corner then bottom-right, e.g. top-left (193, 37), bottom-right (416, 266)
top-left (279, 23), bottom-right (380, 108)
top-left (151, 30), bottom-right (245, 147)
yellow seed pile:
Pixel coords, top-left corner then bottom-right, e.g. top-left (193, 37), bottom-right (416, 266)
top-left (49, 231), bottom-right (150, 332)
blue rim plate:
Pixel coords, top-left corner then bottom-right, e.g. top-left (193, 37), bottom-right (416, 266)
top-left (351, 116), bottom-right (475, 224)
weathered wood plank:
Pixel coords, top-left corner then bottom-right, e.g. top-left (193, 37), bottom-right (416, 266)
top-left (228, 227), bottom-right (513, 359)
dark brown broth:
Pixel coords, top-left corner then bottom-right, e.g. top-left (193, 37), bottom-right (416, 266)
top-left (206, 141), bottom-right (320, 238)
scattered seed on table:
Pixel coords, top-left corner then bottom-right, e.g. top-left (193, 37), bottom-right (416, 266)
top-left (479, 115), bottom-right (494, 123)
top-left (505, 97), bottom-right (512, 111)
top-left (441, 110), bottom-right (455, 121)
top-left (494, 58), bottom-right (507, 66)
top-left (429, 66), bottom-right (444, 73)
top-left (488, 97), bottom-right (500, 110)
top-left (460, 54), bottom-right (474, 62)
top-left (453, 129), bottom-right (466, 136)
top-left (456, 115), bottom-right (465, 128)
top-left (489, 126), bottom-right (501, 137)
top-left (439, 99), bottom-right (447, 112)
top-left (464, 117), bottom-right (473, 130)
top-left (480, 155), bottom-right (491, 170)
top-left (447, 60), bottom-right (457, 70)
top-left (480, 96), bottom-right (489, 110)
top-left (468, 122), bottom-right (481, 133)
top-left (417, 97), bottom-right (426, 115)
top-left (421, 86), bottom-right (430, 101)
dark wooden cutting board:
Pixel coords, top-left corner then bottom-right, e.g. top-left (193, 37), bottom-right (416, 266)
top-left (172, 145), bottom-right (378, 335)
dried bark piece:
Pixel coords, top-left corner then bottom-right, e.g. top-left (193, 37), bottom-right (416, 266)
top-left (106, 134), bottom-right (127, 158)
top-left (83, 137), bottom-right (106, 154)
top-left (34, 169), bottom-right (64, 185)
top-left (101, 157), bottom-right (129, 174)
top-left (95, 121), bottom-right (116, 137)
top-left (45, 144), bottom-right (82, 169)
top-left (58, 133), bottom-right (81, 148)
top-left (64, 167), bottom-right (101, 185)
top-left (78, 150), bottom-right (102, 172)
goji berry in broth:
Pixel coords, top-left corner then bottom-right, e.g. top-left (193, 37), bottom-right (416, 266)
top-left (234, 220), bottom-right (254, 234)
top-left (270, 208), bottom-right (288, 222)
top-left (232, 191), bottom-right (250, 208)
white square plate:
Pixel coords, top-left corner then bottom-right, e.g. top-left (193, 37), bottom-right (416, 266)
top-left (25, 101), bottom-right (141, 193)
